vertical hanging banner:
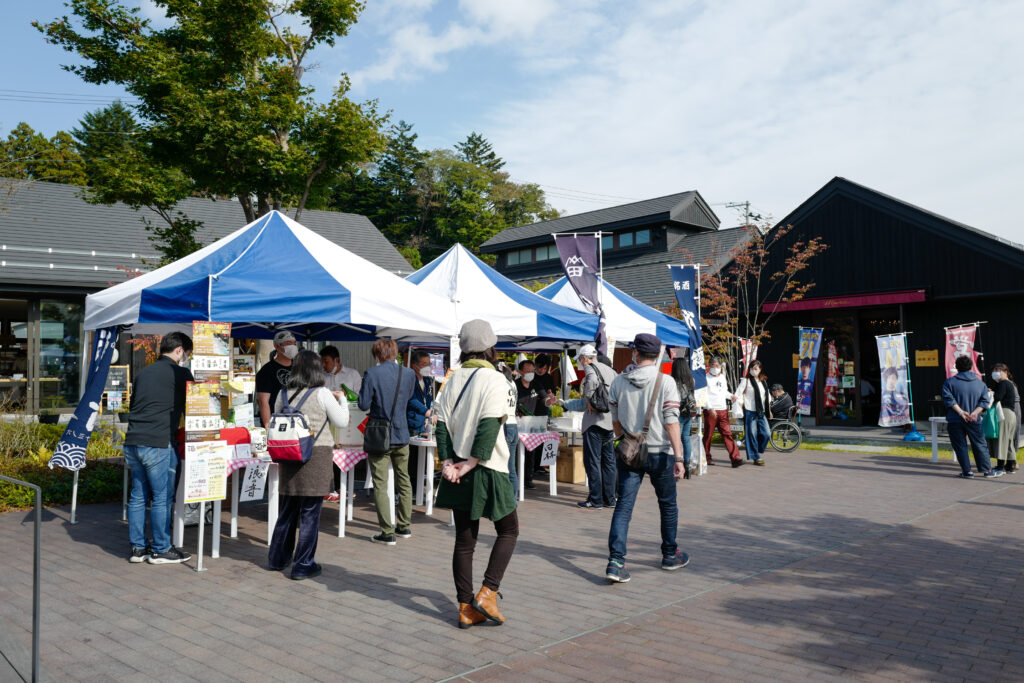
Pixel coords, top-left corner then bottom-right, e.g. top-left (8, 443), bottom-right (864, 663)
top-left (555, 234), bottom-right (607, 355)
top-left (49, 326), bottom-right (119, 471)
top-left (944, 324), bottom-right (980, 379)
top-left (877, 333), bottom-right (912, 426)
top-left (824, 342), bottom-right (839, 408)
top-left (739, 338), bottom-right (758, 377)
top-left (669, 265), bottom-right (706, 397)
top-left (795, 327), bottom-right (823, 416)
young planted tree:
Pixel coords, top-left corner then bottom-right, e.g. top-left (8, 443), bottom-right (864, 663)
top-left (36, 0), bottom-right (386, 261)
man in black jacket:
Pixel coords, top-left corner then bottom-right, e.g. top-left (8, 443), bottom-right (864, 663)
top-left (123, 332), bottom-right (194, 565)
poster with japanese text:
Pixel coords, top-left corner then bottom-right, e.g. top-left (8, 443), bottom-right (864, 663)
top-left (944, 324), bottom-right (980, 379)
top-left (824, 342), bottom-right (839, 408)
top-left (795, 327), bottom-right (823, 416)
top-left (183, 441), bottom-right (230, 503)
top-left (192, 321), bottom-right (232, 381)
top-left (877, 334), bottom-right (911, 426)
top-left (186, 381), bottom-right (222, 441)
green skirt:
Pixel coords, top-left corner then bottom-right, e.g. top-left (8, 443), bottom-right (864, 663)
top-left (435, 466), bottom-right (516, 521)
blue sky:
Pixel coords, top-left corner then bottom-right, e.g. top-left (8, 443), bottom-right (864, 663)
top-left (4, 0), bottom-right (1023, 243)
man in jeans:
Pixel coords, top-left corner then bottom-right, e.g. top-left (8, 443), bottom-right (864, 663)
top-left (943, 354), bottom-right (1002, 479)
top-left (123, 332), bottom-right (194, 565)
top-left (605, 333), bottom-right (689, 583)
top-left (573, 344), bottom-right (618, 509)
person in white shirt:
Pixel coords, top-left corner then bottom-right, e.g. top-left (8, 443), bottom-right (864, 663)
top-left (733, 360), bottom-right (771, 466)
top-left (702, 357), bottom-right (743, 467)
top-left (319, 345), bottom-right (361, 394)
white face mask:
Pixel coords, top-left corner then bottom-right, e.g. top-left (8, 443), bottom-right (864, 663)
top-left (178, 352), bottom-right (191, 368)
top-left (281, 345), bottom-right (299, 360)
top-left (523, 372), bottom-right (535, 382)
top-left (992, 371), bottom-right (1002, 381)
top-left (709, 367), bottom-right (721, 376)
top-left (419, 365), bottom-right (431, 377)
top-left (750, 369), bottom-right (760, 378)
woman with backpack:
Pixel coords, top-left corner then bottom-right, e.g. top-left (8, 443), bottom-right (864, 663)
top-left (670, 355), bottom-right (696, 477)
top-left (990, 363), bottom-right (1020, 473)
top-left (268, 350), bottom-right (350, 580)
top-left (434, 320), bottom-right (519, 629)
top-left (734, 360), bottom-right (771, 466)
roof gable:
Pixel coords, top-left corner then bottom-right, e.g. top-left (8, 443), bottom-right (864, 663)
top-left (480, 190), bottom-right (720, 252)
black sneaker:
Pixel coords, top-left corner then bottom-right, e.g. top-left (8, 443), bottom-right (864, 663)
top-left (290, 563), bottom-right (322, 581)
top-left (957, 471), bottom-right (975, 479)
top-left (372, 532), bottom-right (397, 546)
top-left (128, 547), bottom-right (149, 564)
top-left (661, 550), bottom-right (690, 571)
top-left (395, 527), bottom-right (412, 538)
top-left (524, 481), bottom-right (536, 490)
top-left (147, 547), bottom-right (191, 564)
top-left (577, 501), bottom-right (602, 509)
top-left (605, 559), bottom-right (631, 583)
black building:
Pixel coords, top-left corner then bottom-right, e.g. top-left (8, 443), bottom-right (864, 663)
top-left (480, 191), bottom-right (748, 308)
top-left (755, 177), bottom-right (1024, 427)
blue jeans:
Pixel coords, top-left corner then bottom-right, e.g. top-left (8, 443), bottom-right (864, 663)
top-left (743, 410), bottom-right (770, 460)
top-left (608, 451), bottom-right (678, 562)
top-left (504, 422), bottom-right (519, 503)
top-left (947, 420), bottom-right (992, 475)
top-left (679, 416), bottom-right (693, 464)
top-left (583, 425), bottom-right (617, 505)
top-left (123, 444), bottom-right (176, 554)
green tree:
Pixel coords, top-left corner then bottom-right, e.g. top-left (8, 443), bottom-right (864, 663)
top-left (1, 122), bottom-right (87, 185)
top-left (35, 0), bottom-right (386, 247)
top-left (455, 131), bottom-right (504, 173)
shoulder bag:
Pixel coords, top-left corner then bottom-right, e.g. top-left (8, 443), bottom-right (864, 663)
top-left (363, 368), bottom-right (403, 455)
top-left (615, 359), bottom-right (665, 470)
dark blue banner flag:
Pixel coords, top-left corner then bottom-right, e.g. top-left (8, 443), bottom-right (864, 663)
top-left (669, 265), bottom-right (707, 392)
top-left (49, 326), bottom-right (119, 471)
top-left (555, 234), bottom-right (607, 354)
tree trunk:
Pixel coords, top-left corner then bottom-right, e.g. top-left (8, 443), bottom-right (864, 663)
top-left (257, 194), bottom-right (269, 217)
top-left (238, 194), bottom-right (255, 223)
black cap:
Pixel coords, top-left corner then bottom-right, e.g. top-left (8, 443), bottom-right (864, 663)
top-left (632, 333), bottom-right (661, 354)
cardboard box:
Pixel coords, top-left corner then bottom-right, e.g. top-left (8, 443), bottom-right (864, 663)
top-left (556, 445), bottom-right (585, 484)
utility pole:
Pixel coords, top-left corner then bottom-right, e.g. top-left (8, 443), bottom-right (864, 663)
top-left (725, 201), bottom-right (751, 226)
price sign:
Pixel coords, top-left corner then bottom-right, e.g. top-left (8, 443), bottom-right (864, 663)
top-left (240, 461), bottom-right (269, 502)
top-left (540, 439), bottom-right (558, 467)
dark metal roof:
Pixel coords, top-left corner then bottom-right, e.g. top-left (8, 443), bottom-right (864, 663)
top-left (0, 179), bottom-right (411, 291)
top-left (480, 190), bottom-right (720, 252)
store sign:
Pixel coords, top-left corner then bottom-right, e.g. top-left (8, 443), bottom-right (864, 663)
top-left (915, 349), bottom-right (939, 367)
top-left (763, 289), bottom-right (926, 313)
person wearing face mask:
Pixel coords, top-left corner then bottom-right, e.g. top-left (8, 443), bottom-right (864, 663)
top-left (122, 332), bottom-right (194, 565)
top-left (256, 330), bottom-right (299, 429)
top-left (515, 360), bottom-right (544, 489)
top-left (989, 363), bottom-right (1020, 474)
top-left (319, 345), bottom-right (362, 395)
top-left (406, 350), bottom-right (434, 437)
top-left (734, 360), bottom-right (771, 465)
top-left (702, 357), bottom-right (743, 467)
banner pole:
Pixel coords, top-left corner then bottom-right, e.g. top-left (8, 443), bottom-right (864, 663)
top-left (901, 333), bottom-right (924, 440)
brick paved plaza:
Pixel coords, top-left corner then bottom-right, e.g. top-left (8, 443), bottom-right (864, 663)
top-left (1, 448), bottom-right (1022, 682)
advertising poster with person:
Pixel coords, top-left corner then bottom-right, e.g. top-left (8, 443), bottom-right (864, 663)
top-left (824, 342), bottom-right (839, 408)
top-left (795, 327), bottom-right (823, 416)
top-left (876, 333), bottom-right (911, 427)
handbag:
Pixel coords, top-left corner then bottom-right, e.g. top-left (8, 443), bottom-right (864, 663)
top-left (363, 368), bottom-right (404, 455)
top-left (730, 380), bottom-right (745, 420)
top-left (982, 405), bottom-right (1000, 439)
top-left (588, 366), bottom-right (611, 414)
top-left (615, 354), bottom-right (665, 470)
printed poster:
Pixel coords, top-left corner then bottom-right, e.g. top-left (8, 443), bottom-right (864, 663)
top-left (186, 381), bottom-right (222, 441)
top-left (944, 324), bottom-right (980, 379)
top-left (824, 341), bottom-right (839, 408)
top-left (877, 333), bottom-right (912, 427)
top-left (192, 321), bottom-right (232, 381)
top-left (795, 327), bottom-right (824, 416)
top-left (183, 441), bottom-right (230, 503)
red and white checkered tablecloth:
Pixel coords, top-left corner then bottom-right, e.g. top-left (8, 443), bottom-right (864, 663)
top-left (226, 457), bottom-right (265, 476)
top-left (518, 431), bottom-right (561, 450)
top-left (333, 448), bottom-right (368, 473)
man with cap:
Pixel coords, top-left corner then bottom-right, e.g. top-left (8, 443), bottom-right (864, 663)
top-left (434, 319), bottom-right (519, 628)
top-left (256, 331), bottom-right (298, 428)
top-left (574, 344), bottom-right (618, 509)
top-left (605, 333), bottom-right (689, 583)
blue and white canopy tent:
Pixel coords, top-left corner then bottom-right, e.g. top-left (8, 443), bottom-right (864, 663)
top-left (537, 277), bottom-right (690, 349)
top-left (405, 244), bottom-right (600, 348)
top-left (52, 211), bottom-right (458, 520)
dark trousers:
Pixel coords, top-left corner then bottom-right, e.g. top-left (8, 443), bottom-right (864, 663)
top-left (948, 420), bottom-right (993, 475)
top-left (703, 409), bottom-right (740, 462)
top-left (453, 509), bottom-right (519, 604)
top-left (525, 446), bottom-right (542, 483)
top-left (583, 425), bottom-right (617, 506)
top-left (608, 452), bottom-right (678, 562)
top-left (268, 495), bottom-right (324, 576)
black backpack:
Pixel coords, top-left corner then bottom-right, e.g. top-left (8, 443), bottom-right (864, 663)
top-left (588, 366), bottom-right (611, 413)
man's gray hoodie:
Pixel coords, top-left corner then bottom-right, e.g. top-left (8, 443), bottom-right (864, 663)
top-left (609, 364), bottom-right (680, 452)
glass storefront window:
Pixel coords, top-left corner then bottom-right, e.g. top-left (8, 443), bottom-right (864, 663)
top-left (39, 300), bottom-right (84, 410)
top-left (0, 299), bottom-right (29, 409)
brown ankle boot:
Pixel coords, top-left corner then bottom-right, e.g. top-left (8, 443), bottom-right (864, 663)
top-left (458, 602), bottom-right (486, 629)
top-left (472, 586), bottom-right (504, 624)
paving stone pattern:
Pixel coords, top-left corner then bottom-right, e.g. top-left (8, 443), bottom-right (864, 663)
top-left (0, 450), bottom-right (1022, 682)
